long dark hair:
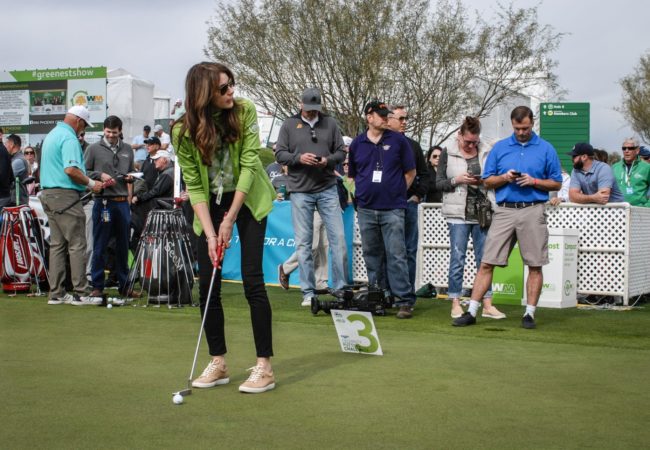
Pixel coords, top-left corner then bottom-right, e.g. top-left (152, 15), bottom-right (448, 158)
top-left (175, 62), bottom-right (241, 166)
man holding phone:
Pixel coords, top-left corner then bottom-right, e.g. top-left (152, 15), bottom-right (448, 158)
top-left (453, 106), bottom-right (562, 329)
top-left (275, 87), bottom-right (348, 306)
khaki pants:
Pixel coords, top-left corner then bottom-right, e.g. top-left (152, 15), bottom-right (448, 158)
top-left (40, 189), bottom-right (90, 299)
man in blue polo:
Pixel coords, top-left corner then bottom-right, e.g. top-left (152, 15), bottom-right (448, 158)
top-left (568, 142), bottom-right (624, 204)
top-left (348, 100), bottom-right (417, 319)
top-left (453, 105), bottom-right (562, 329)
top-left (40, 106), bottom-right (104, 305)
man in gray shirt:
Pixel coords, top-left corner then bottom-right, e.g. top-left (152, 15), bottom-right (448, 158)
top-left (85, 115), bottom-right (135, 297)
top-left (568, 142), bottom-right (625, 204)
top-left (275, 87), bottom-right (348, 306)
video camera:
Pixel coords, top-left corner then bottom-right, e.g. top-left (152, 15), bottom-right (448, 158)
top-left (310, 284), bottom-right (393, 316)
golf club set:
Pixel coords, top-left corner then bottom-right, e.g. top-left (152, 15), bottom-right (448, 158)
top-left (0, 199), bottom-right (48, 294)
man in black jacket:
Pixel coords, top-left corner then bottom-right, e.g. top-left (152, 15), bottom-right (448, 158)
top-left (0, 128), bottom-right (14, 211)
top-left (387, 105), bottom-right (429, 290)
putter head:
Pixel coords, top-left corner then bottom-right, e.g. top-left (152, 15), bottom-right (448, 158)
top-left (174, 387), bottom-right (192, 397)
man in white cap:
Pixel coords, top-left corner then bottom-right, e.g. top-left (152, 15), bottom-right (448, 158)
top-left (153, 124), bottom-right (173, 154)
top-left (39, 105), bottom-right (104, 305)
top-left (132, 150), bottom-right (175, 206)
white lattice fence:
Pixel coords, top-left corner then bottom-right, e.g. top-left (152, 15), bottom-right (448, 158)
top-left (352, 203), bottom-right (650, 304)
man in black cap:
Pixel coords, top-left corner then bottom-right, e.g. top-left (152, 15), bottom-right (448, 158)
top-left (348, 100), bottom-right (417, 319)
top-left (275, 87), bottom-right (348, 307)
top-left (568, 142), bottom-right (625, 204)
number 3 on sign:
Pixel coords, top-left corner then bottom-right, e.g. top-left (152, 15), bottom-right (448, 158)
top-left (331, 310), bottom-right (383, 356)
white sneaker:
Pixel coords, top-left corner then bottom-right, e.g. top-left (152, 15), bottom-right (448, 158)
top-left (301, 297), bottom-right (312, 307)
top-left (48, 293), bottom-right (76, 305)
top-left (72, 295), bottom-right (103, 306)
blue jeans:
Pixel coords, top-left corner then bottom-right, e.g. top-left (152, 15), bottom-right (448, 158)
top-left (357, 208), bottom-right (415, 307)
top-left (91, 199), bottom-right (131, 293)
top-left (447, 222), bottom-right (492, 299)
top-left (404, 200), bottom-right (419, 288)
top-left (291, 185), bottom-right (347, 299)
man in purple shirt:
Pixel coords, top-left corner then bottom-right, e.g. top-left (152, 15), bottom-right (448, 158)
top-left (348, 100), bottom-right (417, 318)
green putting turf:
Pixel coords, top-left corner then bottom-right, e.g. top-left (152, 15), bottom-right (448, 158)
top-left (1, 285), bottom-right (650, 449)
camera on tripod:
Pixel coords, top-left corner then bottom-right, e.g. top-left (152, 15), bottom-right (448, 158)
top-left (310, 284), bottom-right (393, 316)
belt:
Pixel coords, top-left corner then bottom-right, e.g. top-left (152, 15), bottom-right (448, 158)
top-left (497, 201), bottom-right (544, 209)
top-left (102, 196), bottom-right (128, 202)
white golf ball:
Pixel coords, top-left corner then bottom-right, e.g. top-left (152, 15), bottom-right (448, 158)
top-left (172, 394), bottom-right (184, 405)
top-left (107, 304), bottom-right (113, 309)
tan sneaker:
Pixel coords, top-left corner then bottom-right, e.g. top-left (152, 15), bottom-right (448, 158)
top-left (482, 306), bottom-right (506, 319)
top-left (192, 359), bottom-right (230, 388)
top-left (238, 365), bottom-right (275, 394)
top-left (451, 303), bottom-right (464, 318)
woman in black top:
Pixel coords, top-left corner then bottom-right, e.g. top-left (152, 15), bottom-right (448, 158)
top-left (424, 146), bottom-right (443, 202)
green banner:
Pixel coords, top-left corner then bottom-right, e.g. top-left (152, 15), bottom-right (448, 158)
top-left (540, 102), bottom-right (590, 173)
top-left (491, 245), bottom-right (524, 305)
top-left (8, 67), bottom-right (107, 82)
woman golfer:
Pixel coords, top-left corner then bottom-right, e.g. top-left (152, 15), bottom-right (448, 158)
top-left (172, 62), bottom-right (276, 393)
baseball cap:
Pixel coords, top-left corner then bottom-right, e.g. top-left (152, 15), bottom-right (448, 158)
top-left (343, 136), bottom-right (353, 147)
top-left (151, 150), bottom-right (172, 160)
top-left (153, 124), bottom-right (164, 132)
top-left (639, 146), bottom-right (650, 158)
top-left (567, 142), bottom-right (594, 157)
top-left (363, 100), bottom-right (392, 117)
top-left (67, 105), bottom-right (93, 127)
top-left (301, 87), bottom-right (322, 112)
top-left (144, 136), bottom-right (161, 146)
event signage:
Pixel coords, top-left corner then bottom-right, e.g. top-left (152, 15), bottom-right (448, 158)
top-left (491, 244), bottom-right (524, 305)
top-left (331, 310), bottom-right (383, 356)
top-left (222, 200), bottom-right (355, 287)
top-left (539, 102), bottom-right (590, 172)
top-left (0, 66), bottom-right (107, 147)
top-left (524, 228), bottom-right (578, 308)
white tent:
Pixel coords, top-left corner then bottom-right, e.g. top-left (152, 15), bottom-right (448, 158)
top-left (107, 68), bottom-right (163, 143)
top-left (154, 87), bottom-right (171, 121)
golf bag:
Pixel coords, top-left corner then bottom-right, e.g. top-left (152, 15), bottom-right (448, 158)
top-left (128, 208), bottom-right (194, 305)
top-left (0, 205), bottom-right (49, 292)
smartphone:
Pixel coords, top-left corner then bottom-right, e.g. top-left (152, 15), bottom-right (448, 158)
top-left (512, 171), bottom-right (522, 177)
top-left (315, 156), bottom-right (322, 162)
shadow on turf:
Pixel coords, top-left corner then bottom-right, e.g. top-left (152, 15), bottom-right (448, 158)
top-left (277, 350), bottom-right (362, 386)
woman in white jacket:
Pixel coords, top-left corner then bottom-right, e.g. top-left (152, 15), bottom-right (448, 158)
top-left (435, 116), bottom-right (505, 320)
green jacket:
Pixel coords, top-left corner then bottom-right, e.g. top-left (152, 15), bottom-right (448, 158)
top-left (172, 98), bottom-right (275, 235)
top-left (612, 157), bottom-right (650, 207)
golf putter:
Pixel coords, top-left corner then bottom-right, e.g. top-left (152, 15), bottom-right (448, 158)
top-left (174, 243), bottom-right (225, 398)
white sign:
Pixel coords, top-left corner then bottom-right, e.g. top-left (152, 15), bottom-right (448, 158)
top-left (331, 310), bottom-right (383, 356)
top-left (524, 228), bottom-right (579, 308)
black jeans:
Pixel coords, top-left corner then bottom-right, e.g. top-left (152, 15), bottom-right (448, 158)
top-left (197, 192), bottom-right (273, 357)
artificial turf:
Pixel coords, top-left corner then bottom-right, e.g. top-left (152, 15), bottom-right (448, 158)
top-left (1, 284), bottom-right (649, 449)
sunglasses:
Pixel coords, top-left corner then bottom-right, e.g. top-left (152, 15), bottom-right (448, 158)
top-left (218, 79), bottom-right (235, 96)
top-left (24, 151), bottom-right (35, 155)
top-left (622, 146), bottom-right (638, 151)
top-left (311, 129), bottom-right (317, 143)
top-left (463, 139), bottom-right (480, 147)
top-left (431, 154), bottom-right (440, 159)
top-left (393, 115), bottom-right (409, 122)
top-left (642, 156), bottom-right (650, 161)
top-left (343, 162), bottom-right (349, 166)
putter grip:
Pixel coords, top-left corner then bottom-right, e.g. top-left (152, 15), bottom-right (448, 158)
top-left (215, 243), bottom-right (225, 269)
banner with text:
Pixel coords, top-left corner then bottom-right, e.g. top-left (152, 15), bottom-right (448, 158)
top-left (0, 67), bottom-right (107, 147)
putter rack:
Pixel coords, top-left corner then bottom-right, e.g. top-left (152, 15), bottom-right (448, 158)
top-left (126, 208), bottom-right (195, 307)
